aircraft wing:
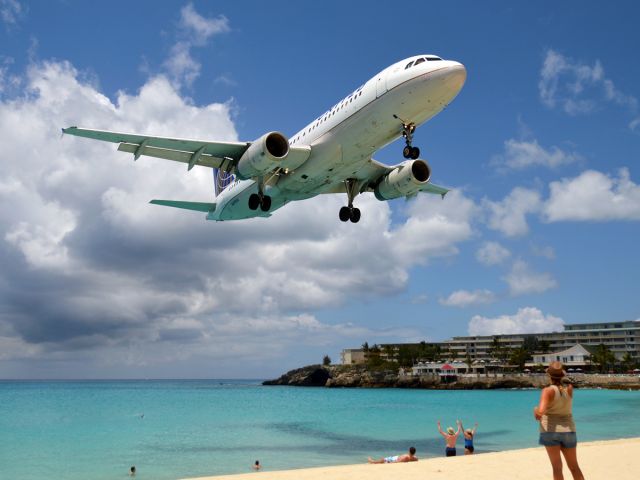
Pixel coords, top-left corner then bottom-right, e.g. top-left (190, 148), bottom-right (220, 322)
top-left (62, 126), bottom-right (248, 172)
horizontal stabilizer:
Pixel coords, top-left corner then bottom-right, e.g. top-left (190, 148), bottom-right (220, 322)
top-left (149, 200), bottom-right (216, 213)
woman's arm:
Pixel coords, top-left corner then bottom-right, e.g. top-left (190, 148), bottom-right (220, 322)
top-left (472, 422), bottom-right (478, 435)
top-left (455, 419), bottom-right (462, 436)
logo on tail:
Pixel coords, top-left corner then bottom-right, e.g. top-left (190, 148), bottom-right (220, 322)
top-left (213, 168), bottom-right (235, 197)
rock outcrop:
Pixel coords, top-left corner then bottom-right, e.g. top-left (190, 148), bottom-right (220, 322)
top-left (263, 364), bottom-right (640, 390)
top-left (262, 365), bottom-right (330, 386)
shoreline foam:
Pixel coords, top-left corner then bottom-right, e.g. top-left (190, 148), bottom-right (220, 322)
top-left (183, 437), bottom-right (640, 480)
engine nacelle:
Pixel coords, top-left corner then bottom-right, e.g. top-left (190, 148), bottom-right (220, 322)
top-left (236, 132), bottom-right (290, 179)
top-left (374, 159), bottom-right (431, 200)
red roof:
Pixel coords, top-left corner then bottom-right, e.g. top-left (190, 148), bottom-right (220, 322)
top-left (440, 364), bottom-right (454, 370)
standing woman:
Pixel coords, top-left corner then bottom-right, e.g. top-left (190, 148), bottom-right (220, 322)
top-left (460, 421), bottom-right (478, 454)
top-left (533, 361), bottom-right (585, 480)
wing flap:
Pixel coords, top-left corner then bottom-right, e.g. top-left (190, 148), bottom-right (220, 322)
top-left (149, 200), bottom-right (216, 213)
top-left (63, 126), bottom-right (248, 164)
top-left (420, 182), bottom-right (449, 197)
top-left (117, 143), bottom-right (230, 169)
top-left (280, 145), bottom-right (311, 171)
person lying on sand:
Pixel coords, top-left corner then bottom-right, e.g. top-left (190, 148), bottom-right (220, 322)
top-left (368, 446), bottom-right (418, 463)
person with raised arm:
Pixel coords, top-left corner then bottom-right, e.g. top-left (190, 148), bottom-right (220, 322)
top-left (460, 420), bottom-right (479, 454)
top-left (437, 419), bottom-right (461, 456)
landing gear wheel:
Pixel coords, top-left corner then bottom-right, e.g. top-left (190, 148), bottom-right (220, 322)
top-left (248, 193), bottom-right (260, 210)
top-left (402, 146), bottom-right (412, 159)
top-left (349, 208), bottom-right (361, 223)
top-left (339, 206), bottom-right (351, 222)
top-left (260, 195), bottom-right (272, 212)
top-left (410, 146), bottom-right (420, 159)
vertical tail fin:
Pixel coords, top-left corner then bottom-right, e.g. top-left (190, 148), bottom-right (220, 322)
top-left (213, 168), bottom-right (235, 197)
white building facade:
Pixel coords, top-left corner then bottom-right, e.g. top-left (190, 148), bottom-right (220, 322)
top-left (530, 344), bottom-right (592, 368)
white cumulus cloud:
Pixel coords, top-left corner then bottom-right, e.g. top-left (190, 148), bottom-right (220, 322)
top-left (468, 307), bottom-right (564, 336)
top-left (0, 0), bottom-right (24, 27)
top-left (164, 3), bottom-right (231, 88)
top-left (483, 187), bottom-right (542, 237)
top-left (180, 3), bottom-right (230, 45)
top-left (539, 49), bottom-right (638, 116)
top-left (503, 260), bottom-right (557, 296)
top-left (492, 138), bottom-right (581, 171)
top-left (476, 241), bottom-right (511, 266)
top-left (440, 289), bottom-right (496, 308)
top-left (543, 168), bottom-right (640, 222)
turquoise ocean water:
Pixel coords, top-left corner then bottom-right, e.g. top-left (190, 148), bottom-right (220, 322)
top-left (1, 380), bottom-right (639, 480)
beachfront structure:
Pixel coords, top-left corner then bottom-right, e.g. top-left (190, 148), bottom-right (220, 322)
top-left (341, 320), bottom-right (640, 364)
top-left (411, 361), bottom-right (470, 376)
top-left (529, 344), bottom-right (592, 368)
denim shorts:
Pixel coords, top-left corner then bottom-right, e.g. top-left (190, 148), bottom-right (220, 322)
top-left (539, 431), bottom-right (577, 448)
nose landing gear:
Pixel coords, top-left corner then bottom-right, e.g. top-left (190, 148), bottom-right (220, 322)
top-left (394, 114), bottom-right (420, 159)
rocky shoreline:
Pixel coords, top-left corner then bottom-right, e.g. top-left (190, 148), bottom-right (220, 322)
top-left (263, 364), bottom-right (640, 390)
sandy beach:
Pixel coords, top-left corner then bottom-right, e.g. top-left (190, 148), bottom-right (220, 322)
top-left (184, 437), bottom-right (640, 480)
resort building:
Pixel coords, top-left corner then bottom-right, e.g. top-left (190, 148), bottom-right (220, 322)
top-left (341, 320), bottom-right (640, 365)
top-left (444, 320), bottom-right (639, 362)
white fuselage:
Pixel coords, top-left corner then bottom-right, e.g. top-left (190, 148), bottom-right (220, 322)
top-left (208, 55), bottom-right (466, 221)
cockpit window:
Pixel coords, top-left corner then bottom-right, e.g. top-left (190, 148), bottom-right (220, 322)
top-left (414, 58), bottom-right (425, 66)
top-left (405, 61), bottom-right (414, 69)
top-left (426, 56), bottom-right (442, 61)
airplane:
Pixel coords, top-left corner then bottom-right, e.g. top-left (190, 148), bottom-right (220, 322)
top-left (63, 54), bottom-right (466, 223)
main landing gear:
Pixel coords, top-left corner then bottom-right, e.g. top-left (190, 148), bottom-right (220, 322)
top-left (248, 177), bottom-right (272, 212)
top-left (248, 192), bottom-right (271, 212)
top-left (339, 179), bottom-right (361, 223)
top-left (394, 114), bottom-right (420, 159)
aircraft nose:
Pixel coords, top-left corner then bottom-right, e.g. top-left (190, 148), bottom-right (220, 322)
top-left (445, 61), bottom-right (467, 92)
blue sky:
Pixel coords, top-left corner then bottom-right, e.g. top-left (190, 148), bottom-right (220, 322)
top-left (1, 1), bottom-right (639, 378)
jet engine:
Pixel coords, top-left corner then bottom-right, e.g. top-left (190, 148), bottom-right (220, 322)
top-left (236, 132), bottom-right (290, 179)
top-left (374, 159), bottom-right (431, 200)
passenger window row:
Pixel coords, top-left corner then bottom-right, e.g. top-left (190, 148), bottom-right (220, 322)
top-left (291, 89), bottom-right (364, 144)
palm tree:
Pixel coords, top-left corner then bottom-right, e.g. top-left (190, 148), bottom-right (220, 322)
top-left (509, 347), bottom-right (530, 370)
top-left (538, 340), bottom-right (551, 353)
top-left (592, 344), bottom-right (616, 373)
top-left (383, 344), bottom-right (396, 363)
top-left (489, 336), bottom-right (503, 361)
top-left (621, 352), bottom-right (636, 372)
